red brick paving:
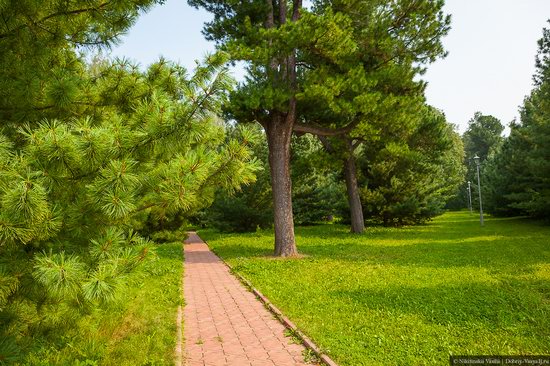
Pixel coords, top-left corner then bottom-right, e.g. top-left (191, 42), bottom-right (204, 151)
top-left (183, 232), bottom-right (313, 366)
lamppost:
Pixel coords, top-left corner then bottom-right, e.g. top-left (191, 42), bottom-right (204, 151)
top-left (467, 181), bottom-right (473, 214)
top-left (473, 154), bottom-right (484, 226)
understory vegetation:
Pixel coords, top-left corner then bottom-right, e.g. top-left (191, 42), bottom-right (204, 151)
top-left (200, 211), bottom-right (550, 366)
top-left (18, 242), bottom-right (182, 366)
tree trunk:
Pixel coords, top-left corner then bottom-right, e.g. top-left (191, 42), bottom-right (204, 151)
top-left (262, 0), bottom-right (300, 257)
top-left (343, 148), bottom-right (365, 234)
top-left (266, 114), bottom-right (298, 257)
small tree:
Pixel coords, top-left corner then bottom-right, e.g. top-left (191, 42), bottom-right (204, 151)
top-left (359, 107), bottom-right (464, 225)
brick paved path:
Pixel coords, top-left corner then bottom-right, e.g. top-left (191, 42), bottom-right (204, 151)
top-left (183, 232), bottom-right (312, 366)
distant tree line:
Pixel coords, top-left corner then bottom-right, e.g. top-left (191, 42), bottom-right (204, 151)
top-left (447, 23), bottom-right (550, 220)
top-left (481, 24), bottom-right (550, 219)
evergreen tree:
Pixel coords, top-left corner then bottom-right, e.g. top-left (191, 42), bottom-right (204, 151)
top-left (481, 124), bottom-right (529, 217)
top-left (189, 0), bottom-right (450, 252)
top-left (484, 23), bottom-right (550, 218)
top-left (0, 0), bottom-right (164, 128)
top-left (0, 54), bottom-right (260, 360)
top-left (463, 113), bottom-right (505, 162)
top-left (296, 0), bottom-right (450, 233)
top-left (462, 113), bottom-right (504, 197)
top-left (0, 1), bottom-right (261, 357)
top-left (290, 135), bottom-right (346, 225)
top-left (201, 125), bottom-right (273, 232)
top-left (445, 112), bottom-right (504, 211)
top-left (358, 107), bottom-right (464, 225)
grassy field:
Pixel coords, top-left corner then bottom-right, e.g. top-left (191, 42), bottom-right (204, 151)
top-left (200, 211), bottom-right (550, 366)
top-left (21, 242), bottom-right (183, 366)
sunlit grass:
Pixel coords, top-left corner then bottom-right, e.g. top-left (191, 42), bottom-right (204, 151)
top-left (200, 212), bottom-right (550, 366)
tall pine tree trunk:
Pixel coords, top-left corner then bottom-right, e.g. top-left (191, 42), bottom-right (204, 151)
top-left (343, 142), bottom-right (365, 233)
top-left (266, 114), bottom-right (298, 256)
top-left (261, 0), bottom-right (300, 256)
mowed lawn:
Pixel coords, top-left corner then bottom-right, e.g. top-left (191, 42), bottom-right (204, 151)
top-left (200, 211), bottom-right (550, 366)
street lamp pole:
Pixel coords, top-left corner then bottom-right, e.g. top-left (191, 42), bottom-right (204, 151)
top-left (473, 155), bottom-right (484, 226)
top-left (467, 181), bottom-right (473, 214)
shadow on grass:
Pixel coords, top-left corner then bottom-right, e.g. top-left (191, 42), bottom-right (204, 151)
top-left (209, 234), bottom-right (549, 272)
top-left (156, 242), bottom-right (184, 260)
top-left (201, 214), bottom-right (550, 272)
top-left (333, 278), bottom-right (549, 332)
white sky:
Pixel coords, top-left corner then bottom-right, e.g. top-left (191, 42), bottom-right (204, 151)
top-left (110, 0), bottom-right (550, 133)
top-left (424, 1), bottom-right (550, 132)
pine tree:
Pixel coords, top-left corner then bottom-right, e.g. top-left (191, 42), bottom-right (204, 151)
top-left (0, 0), bottom-right (165, 128)
top-left (189, 0), bottom-right (450, 251)
top-left (359, 107), bottom-right (464, 225)
top-left (483, 23), bottom-right (550, 218)
top-left (0, 2), bottom-right (261, 358)
top-left (0, 54), bottom-right (260, 360)
top-left (199, 125), bottom-right (274, 233)
top-left (296, 0), bottom-right (450, 233)
top-left (481, 124), bottom-right (529, 217)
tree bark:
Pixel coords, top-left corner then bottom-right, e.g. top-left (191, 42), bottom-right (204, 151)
top-left (343, 143), bottom-right (365, 234)
top-left (262, 0), bottom-right (301, 256)
top-left (266, 114), bottom-right (298, 257)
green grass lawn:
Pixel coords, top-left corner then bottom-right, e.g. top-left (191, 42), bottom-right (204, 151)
top-left (200, 211), bottom-right (550, 366)
top-left (21, 242), bottom-right (183, 366)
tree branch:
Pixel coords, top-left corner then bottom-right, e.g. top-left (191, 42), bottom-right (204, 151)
top-left (293, 120), bottom-right (359, 136)
top-left (133, 203), bottom-right (158, 213)
top-left (317, 135), bottom-right (334, 153)
top-left (0, 1), bottom-right (112, 40)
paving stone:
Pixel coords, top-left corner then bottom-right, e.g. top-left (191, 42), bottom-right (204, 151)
top-left (183, 232), bottom-right (313, 366)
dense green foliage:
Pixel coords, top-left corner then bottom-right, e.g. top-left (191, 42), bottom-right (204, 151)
top-left (204, 133), bottom-right (345, 232)
top-left (483, 24), bottom-right (550, 218)
top-left (463, 113), bottom-right (505, 163)
top-left (290, 136), bottom-right (345, 225)
top-left (462, 112), bottom-right (504, 204)
top-left (295, 0), bottom-right (450, 137)
top-left (206, 107), bottom-right (463, 231)
top-left (0, 1), bottom-right (260, 360)
top-left (0, 0), bottom-right (163, 127)
top-left (357, 107), bottom-right (464, 225)
top-left (190, 0), bottom-right (451, 253)
top-left (445, 112), bottom-right (504, 211)
top-left (201, 211), bottom-right (550, 366)
top-left (0, 54), bottom-right (258, 361)
top-left (300, 0), bottom-right (452, 232)
top-left (200, 126), bottom-right (273, 232)
top-left (20, 242), bottom-right (182, 366)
